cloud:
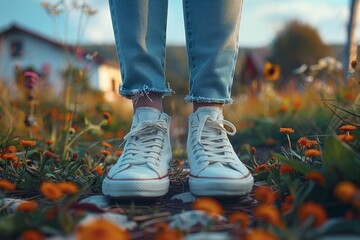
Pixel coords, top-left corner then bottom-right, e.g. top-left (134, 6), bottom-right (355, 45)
top-left (82, 1), bottom-right (115, 44)
top-left (239, 0), bottom-right (349, 47)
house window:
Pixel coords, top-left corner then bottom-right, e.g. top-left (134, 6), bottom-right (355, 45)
top-left (10, 41), bottom-right (23, 57)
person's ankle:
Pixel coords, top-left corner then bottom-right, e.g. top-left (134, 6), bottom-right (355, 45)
top-left (133, 93), bottom-right (163, 112)
top-left (193, 102), bottom-right (223, 112)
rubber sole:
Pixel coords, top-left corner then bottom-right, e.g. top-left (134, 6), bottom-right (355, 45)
top-left (102, 177), bottom-right (169, 198)
top-left (189, 174), bottom-right (254, 196)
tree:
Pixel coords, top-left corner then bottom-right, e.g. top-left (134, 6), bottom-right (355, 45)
top-left (269, 21), bottom-right (331, 81)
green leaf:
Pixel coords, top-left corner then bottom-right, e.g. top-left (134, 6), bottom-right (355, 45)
top-left (322, 136), bottom-right (359, 181)
top-left (272, 152), bottom-right (313, 174)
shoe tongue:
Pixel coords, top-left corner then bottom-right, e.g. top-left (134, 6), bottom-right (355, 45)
top-left (195, 106), bottom-right (223, 121)
top-left (133, 107), bottom-right (161, 125)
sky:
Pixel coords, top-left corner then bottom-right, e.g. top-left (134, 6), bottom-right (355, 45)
top-left (0, 0), bottom-right (353, 48)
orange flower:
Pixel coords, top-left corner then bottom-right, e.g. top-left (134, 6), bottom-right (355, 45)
top-left (20, 140), bottom-right (36, 147)
top-left (254, 186), bottom-right (276, 205)
top-left (297, 137), bottom-right (309, 148)
top-left (94, 165), bottom-right (104, 176)
top-left (299, 202), bottom-right (327, 228)
top-left (255, 164), bottom-right (269, 173)
top-left (154, 222), bottom-right (183, 240)
top-left (352, 190), bottom-right (360, 209)
top-left (6, 145), bottom-right (17, 153)
top-left (250, 147), bottom-right (256, 154)
top-left (279, 128), bottom-right (294, 134)
top-left (46, 139), bottom-right (54, 145)
top-left (293, 99), bottom-right (302, 110)
top-left (266, 138), bottom-right (276, 145)
top-left (279, 164), bottom-right (295, 174)
top-left (40, 182), bottom-right (63, 201)
top-left (339, 124), bottom-right (358, 131)
top-left (244, 228), bottom-right (278, 240)
top-left (102, 112), bottom-right (112, 125)
top-left (338, 134), bottom-right (355, 142)
top-left (17, 201), bottom-right (38, 212)
top-left (263, 61), bottom-right (281, 81)
top-left (334, 181), bottom-right (357, 203)
top-left (192, 197), bottom-right (224, 216)
top-left (21, 230), bottom-right (45, 240)
top-left (76, 218), bottom-right (129, 240)
top-left (115, 150), bottom-right (123, 157)
top-left (12, 159), bottom-right (22, 167)
top-left (101, 141), bottom-right (113, 149)
top-left (278, 104), bottom-right (288, 112)
top-left (0, 179), bottom-right (16, 192)
top-left (281, 203), bottom-right (293, 213)
top-left (285, 194), bottom-right (294, 203)
top-left (116, 130), bottom-right (125, 139)
top-left (305, 172), bottom-right (326, 186)
top-left (304, 149), bottom-right (321, 157)
top-left (307, 140), bottom-right (319, 147)
top-left (44, 151), bottom-right (56, 158)
top-left (253, 205), bottom-right (284, 227)
top-left (228, 211), bottom-right (250, 229)
top-left (57, 181), bottom-right (79, 194)
top-left (101, 150), bottom-right (112, 156)
top-left (345, 92), bottom-right (355, 101)
top-left (1, 153), bottom-right (18, 161)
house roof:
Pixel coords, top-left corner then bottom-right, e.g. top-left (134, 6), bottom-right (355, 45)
top-left (0, 23), bottom-right (118, 66)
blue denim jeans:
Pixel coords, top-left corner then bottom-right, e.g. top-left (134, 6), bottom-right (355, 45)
top-left (108, 0), bottom-right (243, 104)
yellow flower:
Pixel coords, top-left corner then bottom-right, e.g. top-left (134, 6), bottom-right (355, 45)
top-left (40, 182), bottom-right (63, 201)
top-left (17, 201), bottom-right (38, 212)
top-left (228, 211), bottom-right (250, 229)
top-left (263, 61), bottom-right (281, 81)
top-left (76, 218), bottom-right (129, 240)
top-left (279, 127), bottom-right (294, 134)
top-left (299, 202), bottom-right (327, 228)
top-left (21, 229), bottom-right (45, 240)
top-left (192, 197), bottom-right (224, 216)
top-left (334, 181), bottom-right (357, 203)
top-left (0, 179), bottom-right (16, 192)
top-left (57, 181), bottom-right (79, 194)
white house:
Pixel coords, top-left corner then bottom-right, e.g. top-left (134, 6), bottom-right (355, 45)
top-left (0, 23), bottom-right (123, 102)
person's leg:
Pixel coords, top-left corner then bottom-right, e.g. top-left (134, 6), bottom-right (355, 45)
top-left (183, 0), bottom-right (254, 196)
top-left (103, 0), bottom-right (171, 198)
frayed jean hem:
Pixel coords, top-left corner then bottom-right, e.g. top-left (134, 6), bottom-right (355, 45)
top-left (119, 84), bottom-right (173, 103)
top-left (184, 95), bottom-right (233, 104)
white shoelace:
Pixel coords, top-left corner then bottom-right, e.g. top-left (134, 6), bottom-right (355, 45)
top-left (120, 120), bottom-right (167, 166)
top-left (192, 116), bottom-right (237, 164)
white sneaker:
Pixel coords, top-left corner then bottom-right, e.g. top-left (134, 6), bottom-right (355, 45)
top-left (102, 107), bottom-right (172, 198)
top-left (187, 107), bottom-right (254, 196)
